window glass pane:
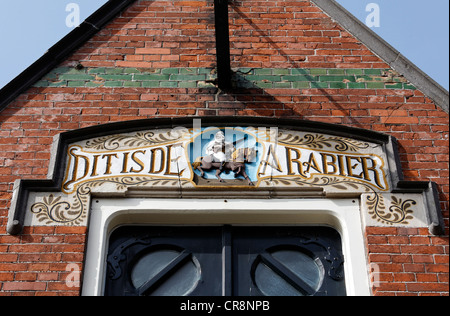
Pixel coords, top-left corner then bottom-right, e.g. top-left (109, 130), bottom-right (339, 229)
top-left (131, 250), bottom-right (180, 289)
top-left (131, 250), bottom-right (200, 296)
top-left (151, 260), bottom-right (200, 296)
top-left (271, 250), bottom-right (324, 291)
top-left (255, 262), bottom-right (304, 296)
top-left (254, 249), bottom-right (324, 296)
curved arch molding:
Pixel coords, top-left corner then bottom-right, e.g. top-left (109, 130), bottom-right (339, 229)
top-left (7, 117), bottom-right (445, 235)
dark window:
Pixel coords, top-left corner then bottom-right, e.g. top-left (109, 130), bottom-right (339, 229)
top-left (105, 226), bottom-right (346, 296)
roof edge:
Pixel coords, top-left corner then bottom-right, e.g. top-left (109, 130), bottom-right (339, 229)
top-left (0, 0), bottom-right (137, 113)
top-left (311, 0), bottom-right (449, 113)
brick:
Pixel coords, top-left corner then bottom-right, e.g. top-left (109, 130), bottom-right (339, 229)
top-left (388, 236), bottom-right (410, 244)
top-left (425, 264), bottom-right (449, 273)
top-left (115, 61), bottom-right (154, 68)
top-left (416, 274), bottom-right (438, 282)
top-left (401, 246), bottom-right (445, 255)
top-left (366, 227), bottom-right (398, 235)
top-left (368, 254), bottom-right (391, 262)
top-left (134, 74), bottom-right (170, 80)
top-left (368, 245), bottom-right (402, 254)
top-left (37, 272), bottom-right (59, 281)
top-left (59, 74), bottom-right (95, 80)
top-left (2, 282), bottom-right (47, 291)
top-left (135, 48), bottom-right (171, 55)
top-left (375, 282), bottom-right (407, 292)
top-left (384, 116), bottom-right (420, 124)
top-left (0, 273), bottom-right (14, 282)
top-left (393, 273), bottom-right (416, 282)
top-left (391, 255), bottom-right (412, 263)
top-left (366, 235), bottom-right (388, 244)
top-left (434, 255), bottom-right (449, 264)
top-left (403, 264), bottom-right (426, 273)
top-left (407, 283), bottom-right (449, 292)
top-left (54, 227), bottom-right (87, 234)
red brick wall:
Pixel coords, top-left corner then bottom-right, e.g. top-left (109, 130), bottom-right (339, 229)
top-left (0, 227), bottom-right (86, 296)
top-left (0, 0), bottom-right (448, 296)
top-left (367, 227), bottom-right (449, 296)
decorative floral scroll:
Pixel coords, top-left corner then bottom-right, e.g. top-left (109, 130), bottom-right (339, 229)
top-left (266, 175), bottom-right (415, 225)
top-left (31, 194), bottom-right (77, 225)
top-left (277, 133), bottom-right (370, 152)
top-left (85, 130), bottom-right (183, 150)
top-left (31, 176), bottom-right (186, 225)
top-left (367, 194), bottom-right (416, 225)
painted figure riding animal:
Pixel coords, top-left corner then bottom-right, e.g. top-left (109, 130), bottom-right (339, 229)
top-left (193, 147), bottom-right (257, 186)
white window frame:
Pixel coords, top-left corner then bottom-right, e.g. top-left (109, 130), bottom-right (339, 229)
top-left (81, 198), bottom-right (371, 296)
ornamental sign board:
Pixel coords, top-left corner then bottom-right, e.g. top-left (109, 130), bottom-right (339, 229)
top-left (61, 127), bottom-right (389, 194)
top-left (7, 119), bottom-right (444, 235)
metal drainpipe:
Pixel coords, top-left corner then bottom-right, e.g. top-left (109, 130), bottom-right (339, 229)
top-left (214, 0), bottom-right (232, 90)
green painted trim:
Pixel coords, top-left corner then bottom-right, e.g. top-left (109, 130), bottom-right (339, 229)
top-left (34, 67), bottom-right (416, 90)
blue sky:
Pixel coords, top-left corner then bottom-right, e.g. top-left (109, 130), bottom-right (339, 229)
top-left (336, 0), bottom-right (449, 90)
top-left (0, 0), bottom-right (448, 90)
top-left (0, 0), bottom-right (108, 89)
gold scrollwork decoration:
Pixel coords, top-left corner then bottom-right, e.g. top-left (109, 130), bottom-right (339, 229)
top-left (95, 176), bottom-right (181, 191)
top-left (31, 194), bottom-right (83, 225)
top-left (277, 133), bottom-right (370, 152)
top-left (85, 131), bottom-right (182, 150)
top-left (367, 195), bottom-right (415, 225)
top-left (268, 175), bottom-right (414, 225)
top-left (270, 175), bottom-right (371, 192)
top-left (31, 176), bottom-right (182, 225)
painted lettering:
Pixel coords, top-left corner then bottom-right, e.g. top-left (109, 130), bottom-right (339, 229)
top-left (61, 129), bottom-right (389, 193)
top-left (321, 153), bottom-right (338, 175)
top-left (121, 152), bottom-right (130, 174)
top-left (165, 144), bottom-right (184, 176)
top-left (346, 156), bottom-right (363, 179)
top-left (258, 144), bottom-right (282, 176)
top-left (90, 154), bottom-right (101, 177)
top-left (130, 150), bottom-right (146, 173)
top-left (102, 153), bottom-right (118, 175)
top-left (303, 152), bottom-right (322, 174)
top-left (337, 154), bottom-right (346, 176)
top-left (361, 156), bottom-right (385, 189)
top-left (149, 148), bottom-right (165, 174)
top-left (63, 148), bottom-right (90, 191)
top-left (286, 147), bottom-right (303, 176)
